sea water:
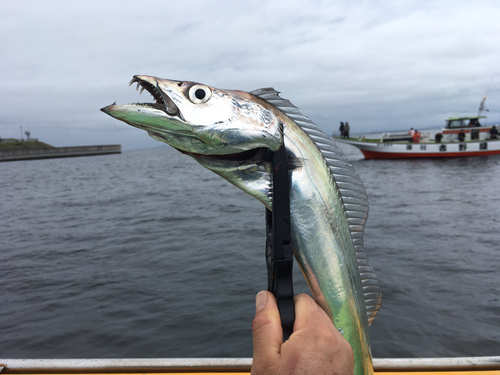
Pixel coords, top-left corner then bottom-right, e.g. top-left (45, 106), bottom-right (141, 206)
top-left (1, 145), bottom-right (499, 358)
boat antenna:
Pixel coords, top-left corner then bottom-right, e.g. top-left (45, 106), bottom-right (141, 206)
top-left (478, 78), bottom-right (494, 117)
top-left (478, 97), bottom-right (487, 117)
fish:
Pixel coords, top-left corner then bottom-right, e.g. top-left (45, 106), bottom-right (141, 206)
top-left (101, 76), bottom-right (383, 375)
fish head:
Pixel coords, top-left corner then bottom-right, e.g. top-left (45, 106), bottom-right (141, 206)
top-left (101, 75), bottom-right (285, 207)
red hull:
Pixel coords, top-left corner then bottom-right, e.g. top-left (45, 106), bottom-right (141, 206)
top-left (360, 149), bottom-right (500, 159)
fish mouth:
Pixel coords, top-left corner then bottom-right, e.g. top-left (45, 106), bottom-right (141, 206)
top-left (178, 146), bottom-right (270, 163)
top-left (128, 76), bottom-right (185, 121)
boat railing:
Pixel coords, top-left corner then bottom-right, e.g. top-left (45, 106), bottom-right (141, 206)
top-left (1, 357), bottom-right (500, 373)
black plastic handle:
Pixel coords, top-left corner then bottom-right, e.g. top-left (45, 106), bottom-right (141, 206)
top-left (265, 145), bottom-right (295, 341)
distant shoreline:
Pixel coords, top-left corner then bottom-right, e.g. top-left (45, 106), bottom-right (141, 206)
top-left (0, 142), bottom-right (121, 162)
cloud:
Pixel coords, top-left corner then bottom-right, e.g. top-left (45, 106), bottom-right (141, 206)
top-left (1, 0), bottom-right (499, 149)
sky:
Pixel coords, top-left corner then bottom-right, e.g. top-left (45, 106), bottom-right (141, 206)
top-left (1, 0), bottom-right (500, 150)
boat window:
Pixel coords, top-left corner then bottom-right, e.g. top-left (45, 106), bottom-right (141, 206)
top-left (447, 120), bottom-right (463, 128)
top-left (468, 118), bottom-right (481, 127)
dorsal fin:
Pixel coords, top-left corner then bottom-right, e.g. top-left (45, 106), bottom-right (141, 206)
top-left (250, 88), bottom-right (383, 325)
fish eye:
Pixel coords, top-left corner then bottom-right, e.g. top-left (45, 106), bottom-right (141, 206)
top-left (188, 84), bottom-right (212, 104)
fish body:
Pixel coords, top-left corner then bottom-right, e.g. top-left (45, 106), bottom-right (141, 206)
top-left (102, 76), bottom-right (382, 375)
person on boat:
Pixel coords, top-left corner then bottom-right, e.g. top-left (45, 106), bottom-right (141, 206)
top-left (412, 130), bottom-right (421, 143)
top-left (458, 130), bottom-right (466, 142)
top-left (489, 126), bottom-right (498, 139)
top-left (435, 132), bottom-right (443, 143)
top-left (408, 128), bottom-right (415, 142)
top-left (468, 118), bottom-right (480, 127)
top-left (339, 122), bottom-right (344, 137)
top-left (343, 122), bottom-right (350, 138)
top-left (251, 291), bottom-right (354, 375)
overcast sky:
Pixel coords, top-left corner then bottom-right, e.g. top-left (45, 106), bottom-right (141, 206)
top-left (2, 0), bottom-right (500, 150)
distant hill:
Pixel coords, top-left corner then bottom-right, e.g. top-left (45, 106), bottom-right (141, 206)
top-left (0, 139), bottom-right (55, 150)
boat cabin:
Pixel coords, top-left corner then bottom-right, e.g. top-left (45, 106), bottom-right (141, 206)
top-left (442, 116), bottom-right (494, 142)
top-left (445, 116), bottom-right (485, 129)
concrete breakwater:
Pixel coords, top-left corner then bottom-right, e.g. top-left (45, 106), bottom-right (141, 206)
top-left (0, 145), bottom-right (121, 162)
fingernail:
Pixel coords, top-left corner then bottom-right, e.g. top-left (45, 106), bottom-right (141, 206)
top-left (255, 291), bottom-right (268, 312)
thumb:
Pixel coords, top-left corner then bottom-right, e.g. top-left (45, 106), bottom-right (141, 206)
top-left (251, 291), bottom-right (282, 374)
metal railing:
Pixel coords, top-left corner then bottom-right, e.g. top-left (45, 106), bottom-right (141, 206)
top-left (1, 356), bottom-right (499, 373)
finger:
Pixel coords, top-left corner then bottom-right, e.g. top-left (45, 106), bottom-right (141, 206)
top-left (251, 291), bottom-right (283, 373)
top-left (292, 294), bottom-right (338, 335)
top-left (289, 294), bottom-right (355, 371)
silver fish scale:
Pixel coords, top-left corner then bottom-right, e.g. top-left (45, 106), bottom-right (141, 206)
top-left (250, 88), bottom-right (382, 325)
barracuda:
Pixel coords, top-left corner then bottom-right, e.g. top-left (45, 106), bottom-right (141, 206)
top-left (101, 75), bottom-right (383, 375)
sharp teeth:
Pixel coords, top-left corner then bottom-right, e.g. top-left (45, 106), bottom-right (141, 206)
top-left (127, 78), bottom-right (179, 117)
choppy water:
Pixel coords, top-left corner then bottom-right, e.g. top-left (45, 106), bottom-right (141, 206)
top-left (1, 145), bottom-right (499, 359)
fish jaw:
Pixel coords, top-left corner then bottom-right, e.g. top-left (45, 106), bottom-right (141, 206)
top-left (101, 75), bottom-right (282, 156)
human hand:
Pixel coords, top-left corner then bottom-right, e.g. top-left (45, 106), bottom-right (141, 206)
top-left (251, 291), bottom-right (354, 375)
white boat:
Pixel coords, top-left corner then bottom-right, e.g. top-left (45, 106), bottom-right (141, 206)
top-left (335, 116), bottom-right (500, 159)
